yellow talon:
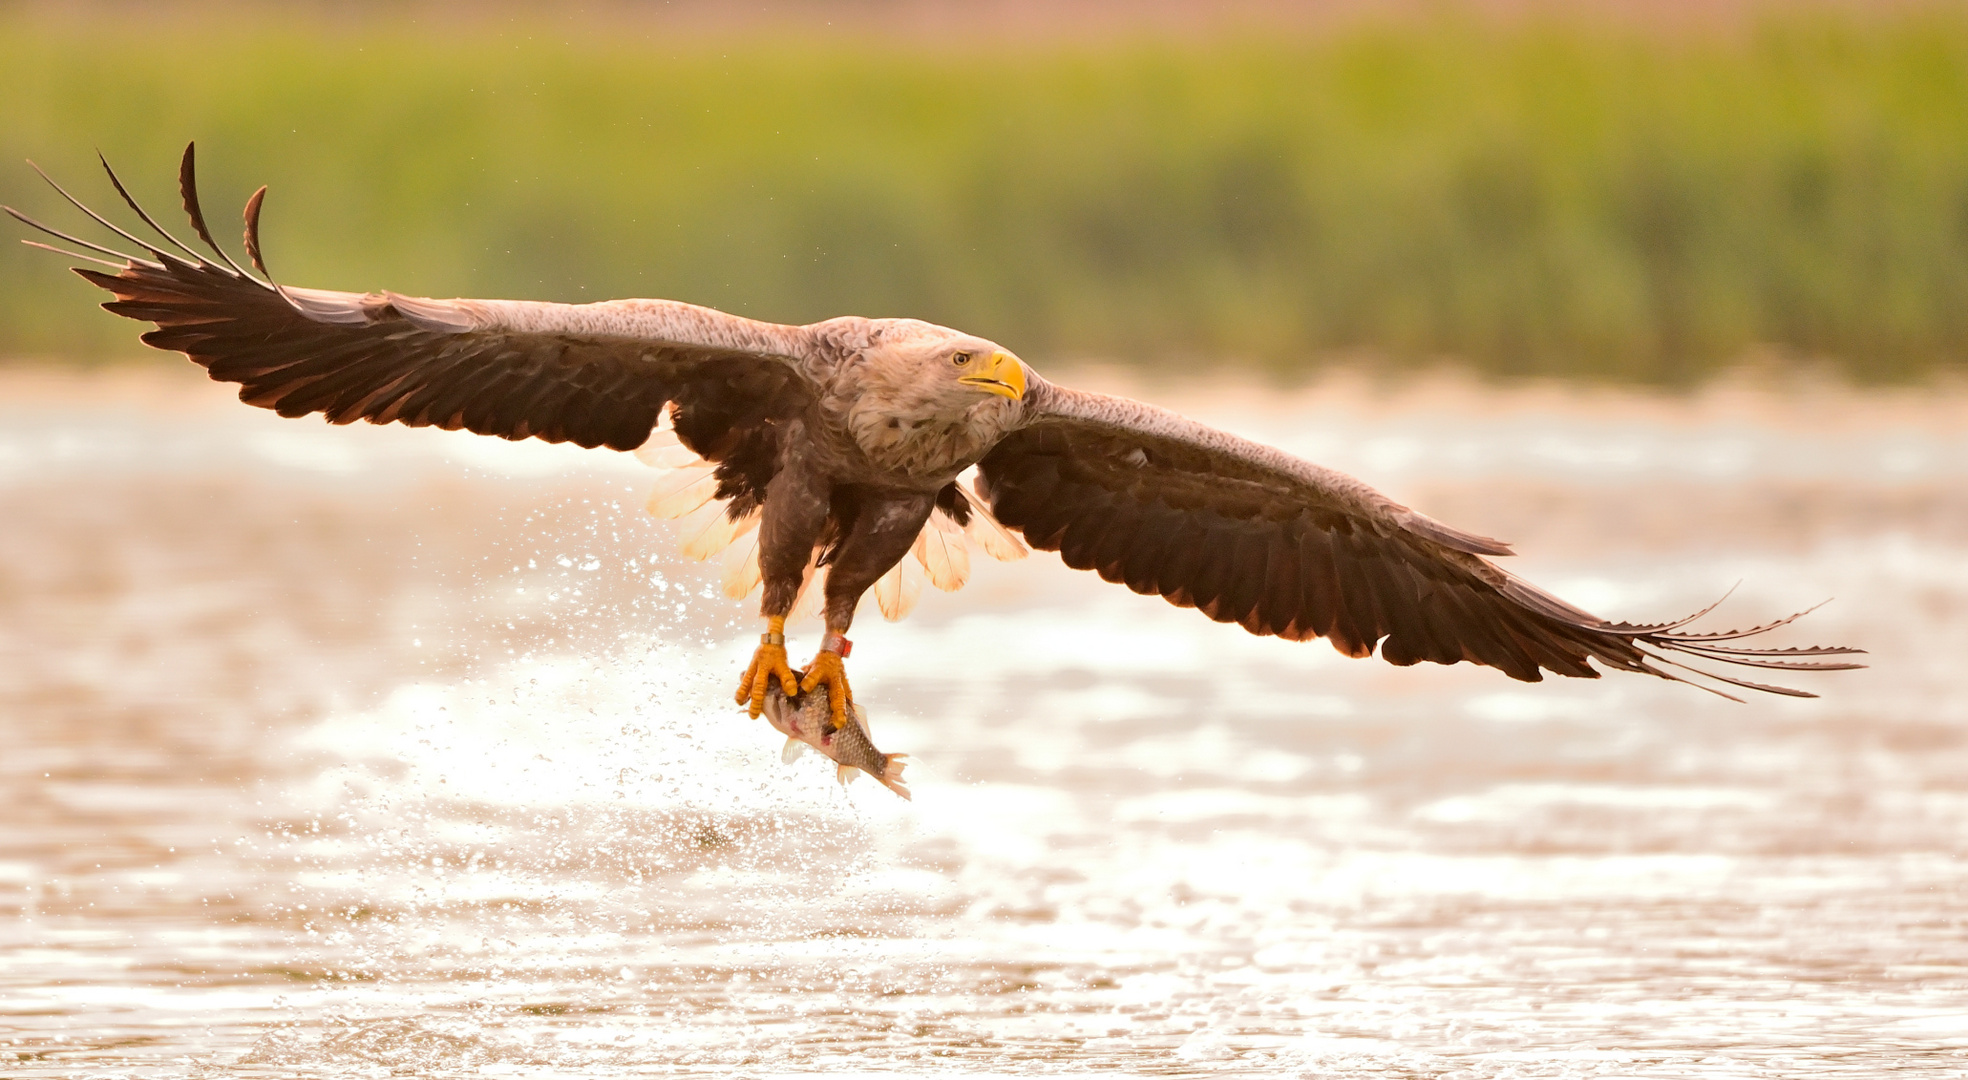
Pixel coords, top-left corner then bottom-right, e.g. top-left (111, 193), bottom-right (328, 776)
top-left (799, 648), bottom-right (853, 732)
top-left (736, 616), bottom-right (799, 718)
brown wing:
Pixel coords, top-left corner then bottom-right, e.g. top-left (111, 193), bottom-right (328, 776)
top-left (8, 144), bottom-right (815, 455)
top-left (978, 378), bottom-right (1863, 698)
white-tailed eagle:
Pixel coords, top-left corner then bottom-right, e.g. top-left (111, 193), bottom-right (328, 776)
top-left (8, 146), bottom-right (1861, 735)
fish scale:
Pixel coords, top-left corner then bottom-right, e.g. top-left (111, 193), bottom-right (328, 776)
top-left (761, 674), bottom-right (911, 800)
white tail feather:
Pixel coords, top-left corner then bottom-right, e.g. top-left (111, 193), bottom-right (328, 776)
top-left (633, 412), bottom-right (677, 464)
top-left (912, 510), bottom-right (972, 591)
top-left (646, 466), bottom-right (720, 519)
top-left (959, 481), bottom-right (1028, 561)
top-left (633, 425), bottom-right (703, 470)
top-left (681, 505), bottom-right (758, 561)
top-left (639, 443), bottom-right (703, 470)
top-left (720, 530), bottom-right (764, 599)
top-left (874, 557), bottom-right (924, 621)
top-left (639, 457), bottom-right (1021, 624)
top-left (788, 561), bottom-right (828, 625)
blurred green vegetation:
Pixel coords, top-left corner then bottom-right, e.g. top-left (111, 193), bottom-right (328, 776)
top-left (2, 9), bottom-right (1965, 381)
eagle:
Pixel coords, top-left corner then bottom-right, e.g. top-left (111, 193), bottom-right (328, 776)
top-left (8, 146), bottom-right (1861, 735)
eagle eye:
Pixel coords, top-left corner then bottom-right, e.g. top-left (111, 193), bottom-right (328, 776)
top-left (951, 351), bottom-right (972, 367)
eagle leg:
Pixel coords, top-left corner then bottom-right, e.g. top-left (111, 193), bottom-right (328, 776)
top-left (736, 615), bottom-right (801, 719)
top-left (798, 640), bottom-right (854, 732)
top-left (798, 488), bottom-right (936, 731)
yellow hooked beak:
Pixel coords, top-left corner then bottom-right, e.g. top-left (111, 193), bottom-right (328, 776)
top-left (959, 350), bottom-right (1027, 400)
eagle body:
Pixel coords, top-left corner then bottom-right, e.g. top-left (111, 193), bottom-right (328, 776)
top-left (6, 146), bottom-right (1860, 732)
top-left (653, 313), bottom-right (1029, 633)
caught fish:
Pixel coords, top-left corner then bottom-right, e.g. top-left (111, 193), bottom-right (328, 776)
top-left (762, 675), bottom-right (911, 800)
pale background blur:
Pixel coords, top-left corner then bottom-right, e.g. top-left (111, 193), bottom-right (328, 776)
top-left (1, 2), bottom-right (1964, 1076)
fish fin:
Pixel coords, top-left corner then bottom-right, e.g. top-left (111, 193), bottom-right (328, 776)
top-left (781, 737), bottom-right (808, 764)
top-left (879, 754), bottom-right (912, 801)
top-left (837, 763), bottom-right (860, 786)
top-left (849, 701), bottom-right (872, 738)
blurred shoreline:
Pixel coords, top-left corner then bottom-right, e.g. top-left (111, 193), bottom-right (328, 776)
top-left (6, 0), bottom-right (1952, 38)
top-left (6, 356), bottom-right (1963, 433)
top-left (5, 4), bottom-right (1964, 381)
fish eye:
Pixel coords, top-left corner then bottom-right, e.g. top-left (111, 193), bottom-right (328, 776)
top-left (952, 351), bottom-right (971, 366)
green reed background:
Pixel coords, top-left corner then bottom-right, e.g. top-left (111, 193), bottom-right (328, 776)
top-left (2, 9), bottom-right (1964, 381)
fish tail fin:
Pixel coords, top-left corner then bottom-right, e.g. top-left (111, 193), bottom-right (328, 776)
top-left (878, 754), bottom-right (912, 801)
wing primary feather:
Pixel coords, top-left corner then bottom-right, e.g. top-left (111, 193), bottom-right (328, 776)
top-left (176, 142), bottom-right (260, 282)
top-left (1439, 580), bottom-right (1541, 677)
top-left (22, 240), bottom-right (127, 269)
top-left (95, 150), bottom-right (208, 264)
top-left (24, 158), bottom-right (186, 267)
top-left (1621, 604), bottom-right (1833, 643)
top-left (1642, 652), bottom-right (1817, 700)
top-left (5, 204), bottom-right (162, 268)
top-left (1648, 637), bottom-right (1865, 670)
top-left (1376, 563), bottom-right (1450, 666)
top-left (1505, 598), bottom-right (1599, 679)
top-left (242, 185), bottom-right (272, 280)
top-left (1652, 641), bottom-right (1864, 660)
top-left (1586, 584), bottom-right (1745, 635)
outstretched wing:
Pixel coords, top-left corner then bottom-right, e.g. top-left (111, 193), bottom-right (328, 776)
top-left (978, 378), bottom-right (1863, 699)
top-left (7, 144), bottom-right (815, 455)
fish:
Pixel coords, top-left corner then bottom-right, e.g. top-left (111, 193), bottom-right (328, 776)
top-left (761, 674), bottom-right (911, 800)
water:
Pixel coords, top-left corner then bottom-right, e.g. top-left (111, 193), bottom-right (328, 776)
top-left (1, 369), bottom-right (1963, 1077)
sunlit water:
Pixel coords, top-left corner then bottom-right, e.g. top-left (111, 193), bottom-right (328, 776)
top-left (1, 370), bottom-right (1964, 1077)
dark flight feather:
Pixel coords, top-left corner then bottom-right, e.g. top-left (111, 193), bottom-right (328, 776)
top-left (980, 382), bottom-right (1865, 698)
top-left (16, 144), bottom-right (817, 463)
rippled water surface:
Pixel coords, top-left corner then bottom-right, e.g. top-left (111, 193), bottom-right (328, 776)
top-left (1, 370), bottom-right (1963, 1077)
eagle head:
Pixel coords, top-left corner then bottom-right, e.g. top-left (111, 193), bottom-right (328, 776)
top-left (873, 322), bottom-right (1031, 407)
top-left (842, 321), bottom-right (1032, 474)
top-left (853, 320), bottom-right (1029, 411)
